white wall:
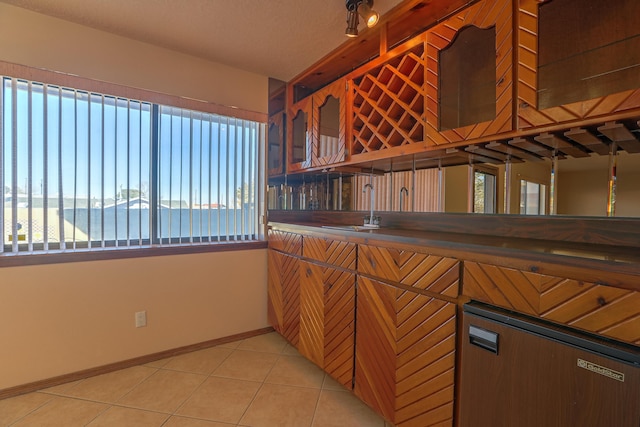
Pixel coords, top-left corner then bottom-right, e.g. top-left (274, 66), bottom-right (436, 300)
top-left (557, 153), bottom-right (640, 217)
top-left (0, 3), bottom-right (269, 390)
top-left (444, 165), bottom-right (470, 213)
top-left (0, 251), bottom-right (268, 390)
top-left (0, 3), bottom-right (268, 114)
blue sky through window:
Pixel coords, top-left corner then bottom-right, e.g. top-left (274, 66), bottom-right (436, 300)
top-left (2, 76), bottom-right (261, 249)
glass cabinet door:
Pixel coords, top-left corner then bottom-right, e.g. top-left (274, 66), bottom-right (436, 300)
top-left (313, 78), bottom-right (347, 166)
top-left (425, 0), bottom-right (514, 145)
top-left (287, 96), bottom-right (312, 172)
top-left (517, 0), bottom-right (640, 129)
top-left (268, 111), bottom-right (284, 176)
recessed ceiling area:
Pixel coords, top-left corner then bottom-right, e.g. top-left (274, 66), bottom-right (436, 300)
top-left (0, 0), bottom-right (405, 81)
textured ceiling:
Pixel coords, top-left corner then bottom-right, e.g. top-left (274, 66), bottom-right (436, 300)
top-left (0, 0), bottom-right (405, 81)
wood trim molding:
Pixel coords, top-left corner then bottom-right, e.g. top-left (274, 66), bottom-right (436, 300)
top-left (0, 327), bottom-right (274, 401)
top-left (0, 241), bottom-right (268, 269)
top-left (0, 60), bottom-right (267, 123)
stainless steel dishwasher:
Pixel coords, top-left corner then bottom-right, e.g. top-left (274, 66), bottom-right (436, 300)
top-left (458, 302), bottom-right (640, 427)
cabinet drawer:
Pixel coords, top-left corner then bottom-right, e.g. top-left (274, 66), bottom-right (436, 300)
top-left (303, 235), bottom-right (356, 269)
top-left (358, 244), bottom-right (459, 298)
top-left (268, 229), bottom-right (302, 255)
top-left (463, 261), bottom-right (640, 346)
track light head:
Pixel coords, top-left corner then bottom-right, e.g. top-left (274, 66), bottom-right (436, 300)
top-left (358, 1), bottom-right (379, 27)
top-left (345, 0), bottom-right (379, 37)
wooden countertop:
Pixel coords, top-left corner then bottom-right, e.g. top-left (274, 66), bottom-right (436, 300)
top-left (268, 221), bottom-right (640, 292)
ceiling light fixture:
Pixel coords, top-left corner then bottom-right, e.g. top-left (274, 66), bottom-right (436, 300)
top-left (345, 0), bottom-right (379, 37)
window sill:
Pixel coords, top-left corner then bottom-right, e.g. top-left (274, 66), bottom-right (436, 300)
top-left (0, 240), bottom-right (268, 268)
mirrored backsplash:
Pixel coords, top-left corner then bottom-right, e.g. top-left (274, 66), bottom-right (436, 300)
top-left (267, 151), bottom-right (640, 218)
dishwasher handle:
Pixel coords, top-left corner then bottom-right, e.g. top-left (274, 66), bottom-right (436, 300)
top-left (469, 325), bottom-right (499, 354)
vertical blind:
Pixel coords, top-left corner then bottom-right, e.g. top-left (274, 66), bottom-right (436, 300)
top-left (1, 76), bottom-right (265, 254)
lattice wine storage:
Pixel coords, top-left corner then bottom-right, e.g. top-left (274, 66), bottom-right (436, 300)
top-left (351, 43), bottom-right (425, 156)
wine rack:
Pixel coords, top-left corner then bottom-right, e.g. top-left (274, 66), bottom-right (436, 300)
top-left (351, 43), bottom-right (426, 156)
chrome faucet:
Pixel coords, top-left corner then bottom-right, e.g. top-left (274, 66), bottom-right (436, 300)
top-left (363, 183), bottom-right (377, 227)
top-left (399, 186), bottom-right (409, 212)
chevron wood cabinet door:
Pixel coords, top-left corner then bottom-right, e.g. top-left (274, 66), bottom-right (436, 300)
top-left (267, 249), bottom-right (283, 331)
top-left (464, 261), bottom-right (640, 346)
top-left (323, 267), bottom-right (356, 388)
top-left (355, 276), bottom-right (457, 426)
top-left (358, 243), bottom-right (460, 298)
top-left (267, 250), bottom-right (301, 346)
top-left (298, 260), bottom-right (357, 388)
top-left (299, 260), bottom-right (326, 367)
top-left (291, 233), bottom-right (358, 388)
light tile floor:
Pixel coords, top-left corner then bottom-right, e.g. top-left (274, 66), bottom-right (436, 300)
top-left (0, 332), bottom-right (392, 427)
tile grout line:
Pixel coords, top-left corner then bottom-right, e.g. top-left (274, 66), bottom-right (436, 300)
top-left (111, 366), bottom-right (172, 411)
top-left (308, 375), bottom-right (326, 427)
top-left (82, 401), bottom-right (113, 427)
top-left (9, 333), bottom-right (353, 427)
top-left (6, 394), bottom-right (55, 427)
top-left (234, 342), bottom-right (290, 426)
top-left (169, 344), bottom-right (237, 420)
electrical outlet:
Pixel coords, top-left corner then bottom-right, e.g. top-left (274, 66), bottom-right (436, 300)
top-left (135, 311), bottom-right (147, 328)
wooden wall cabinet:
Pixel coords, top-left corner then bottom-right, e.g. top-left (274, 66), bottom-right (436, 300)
top-left (267, 111), bottom-right (285, 176)
top-left (286, 79), bottom-right (348, 173)
top-left (516, 0), bottom-right (640, 129)
top-left (348, 0), bottom-right (514, 163)
top-left (463, 261), bottom-right (640, 346)
top-left (287, 96), bottom-right (313, 172)
top-left (424, 0), bottom-right (514, 146)
top-left (281, 0), bottom-right (640, 175)
top-left (312, 78), bottom-right (348, 167)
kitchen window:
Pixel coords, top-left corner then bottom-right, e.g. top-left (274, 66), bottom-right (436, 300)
top-left (1, 76), bottom-right (265, 255)
top-left (473, 166), bottom-right (497, 214)
top-left (519, 179), bottom-right (547, 215)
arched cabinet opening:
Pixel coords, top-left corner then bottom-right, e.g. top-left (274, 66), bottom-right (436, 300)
top-left (291, 109), bottom-right (309, 164)
top-left (318, 95), bottom-right (340, 159)
top-left (439, 25), bottom-right (497, 131)
top-left (267, 113), bottom-right (284, 176)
